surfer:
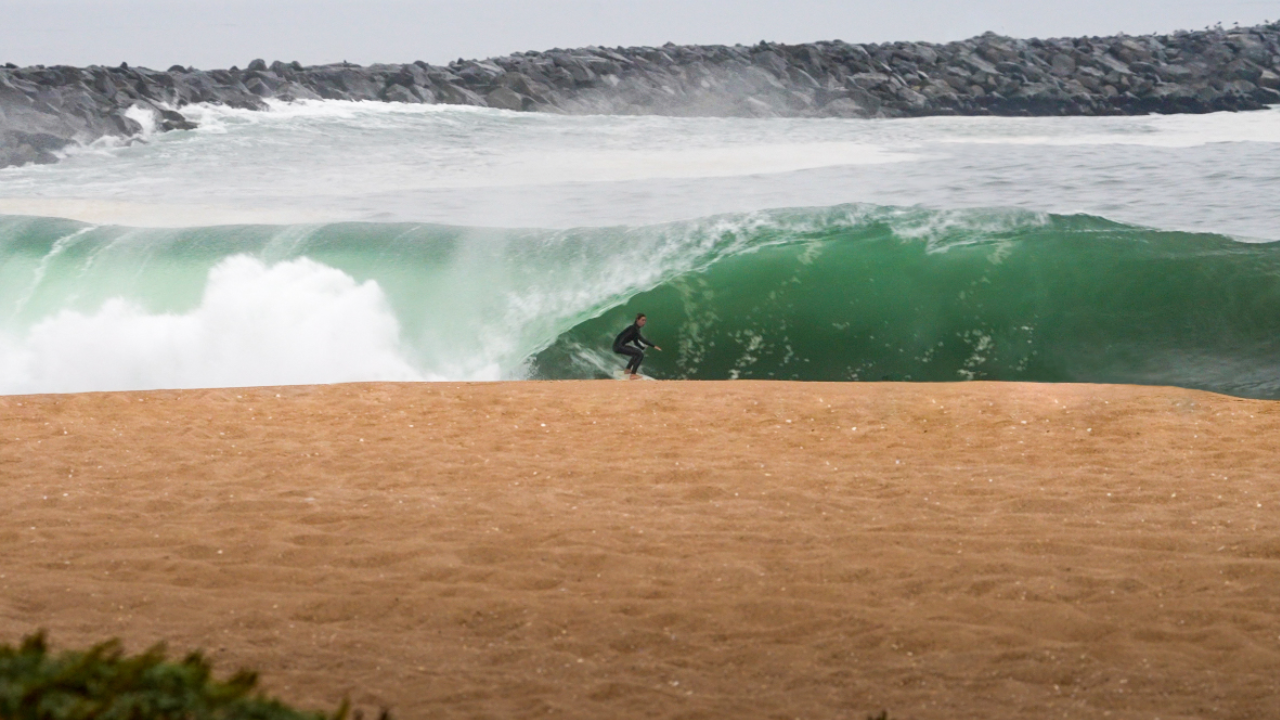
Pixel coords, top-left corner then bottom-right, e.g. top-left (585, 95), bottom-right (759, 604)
top-left (613, 313), bottom-right (661, 379)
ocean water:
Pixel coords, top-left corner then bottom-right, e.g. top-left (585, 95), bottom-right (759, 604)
top-left (1, 101), bottom-right (1278, 395)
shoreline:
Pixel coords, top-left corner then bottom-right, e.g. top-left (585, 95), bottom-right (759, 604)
top-left (2, 380), bottom-right (1277, 719)
top-left (3, 23), bottom-right (1280, 168)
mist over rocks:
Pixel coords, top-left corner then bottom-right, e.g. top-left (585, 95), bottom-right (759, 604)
top-left (3, 23), bottom-right (1280, 168)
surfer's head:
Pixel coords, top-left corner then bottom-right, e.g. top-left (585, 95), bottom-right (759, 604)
top-left (636, 313), bottom-right (646, 326)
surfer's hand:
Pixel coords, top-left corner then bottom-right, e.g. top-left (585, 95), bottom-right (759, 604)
top-left (655, 346), bottom-right (662, 351)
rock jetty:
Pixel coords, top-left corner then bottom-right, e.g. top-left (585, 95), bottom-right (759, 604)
top-left (4, 23), bottom-right (1280, 168)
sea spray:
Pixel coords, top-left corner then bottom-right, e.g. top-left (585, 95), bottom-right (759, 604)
top-left (0, 256), bottom-right (419, 394)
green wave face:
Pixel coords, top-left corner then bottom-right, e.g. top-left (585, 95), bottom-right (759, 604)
top-left (531, 208), bottom-right (1280, 398)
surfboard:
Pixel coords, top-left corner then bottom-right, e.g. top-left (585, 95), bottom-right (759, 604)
top-left (617, 371), bottom-right (656, 381)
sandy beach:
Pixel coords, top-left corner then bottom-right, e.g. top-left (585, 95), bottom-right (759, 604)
top-left (1, 380), bottom-right (1277, 720)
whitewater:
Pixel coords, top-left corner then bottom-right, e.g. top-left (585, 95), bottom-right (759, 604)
top-left (2, 101), bottom-right (1279, 396)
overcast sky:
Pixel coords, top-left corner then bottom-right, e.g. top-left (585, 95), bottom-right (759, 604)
top-left (2, 0), bottom-right (1277, 69)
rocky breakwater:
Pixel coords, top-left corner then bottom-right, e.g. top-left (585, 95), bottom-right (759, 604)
top-left (0, 62), bottom-right (248, 167)
top-left (4, 23), bottom-right (1280, 168)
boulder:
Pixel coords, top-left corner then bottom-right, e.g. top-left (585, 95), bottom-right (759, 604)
top-left (306, 67), bottom-right (382, 100)
top-left (157, 108), bottom-right (198, 131)
top-left (486, 86), bottom-right (529, 111)
top-left (381, 84), bottom-right (421, 103)
top-left (1096, 53), bottom-right (1133, 75)
top-left (434, 81), bottom-right (486, 106)
top-left (960, 53), bottom-right (1000, 76)
top-left (1, 130), bottom-right (70, 165)
top-left (455, 61), bottom-right (504, 89)
top-left (848, 72), bottom-right (890, 90)
top-left (741, 96), bottom-right (776, 117)
top-left (498, 71), bottom-right (548, 100)
top-left (1111, 38), bottom-right (1153, 63)
top-left (895, 86), bottom-right (928, 110)
top-left (752, 50), bottom-right (789, 77)
top-left (1158, 64), bottom-right (1195, 82)
top-left (245, 77), bottom-right (272, 97)
top-left (1225, 59), bottom-right (1264, 82)
top-left (1227, 33), bottom-right (1271, 65)
top-left (274, 82), bottom-right (323, 102)
top-left (562, 59), bottom-right (596, 85)
top-left (1148, 84), bottom-right (1197, 101)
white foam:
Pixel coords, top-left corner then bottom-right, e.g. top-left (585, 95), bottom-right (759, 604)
top-left (176, 97), bottom-right (491, 134)
top-left (0, 198), bottom-right (340, 228)
top-left (926, 106), bottom-right (1280, 148)
top-left (488, 142), bottom-right (919, 186)
top-left (123, 104), bottom-right (161, 138)
top-left (0, 256), bottom-right (422, 394)
top-left (1, 100), bottom-right (1276, 236)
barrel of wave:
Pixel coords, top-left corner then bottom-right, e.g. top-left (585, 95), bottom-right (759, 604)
top-left (531, 214), bottom-right (1280, 400)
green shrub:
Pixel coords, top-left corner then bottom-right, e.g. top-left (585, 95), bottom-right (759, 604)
top-left (0, 632), bottom-right (350, 720)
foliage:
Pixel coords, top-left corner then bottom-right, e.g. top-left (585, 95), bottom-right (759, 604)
top-left (0, 632), bottom-right (349, 720)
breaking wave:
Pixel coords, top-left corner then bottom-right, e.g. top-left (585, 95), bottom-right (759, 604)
top-left (3, 204), bottom-right (1279, 397)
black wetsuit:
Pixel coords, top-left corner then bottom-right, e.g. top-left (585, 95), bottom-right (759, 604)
top-left (613, 322), bottom-right (655, 374)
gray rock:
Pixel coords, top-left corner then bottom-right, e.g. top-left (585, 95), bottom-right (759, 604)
top-left (1050, 54), bottom-right (1076, 76)
top-left (1158, 64), bottom-right (1195, 82)
top-left (1111, 38), bottom-right (1153, 63)
top-left (961, 53), bottom-right (1000, 76)
top-left (274, 82), bottom-right (323, 102)
top-left (822, 97), bottom-right (870, 117)
top-left (245, 77), bottom-right (272, 97)
top-left (157, 108), bottom-right (198, 131)
top-left (434, 82), bottom-right (486, 106)
top-left (849, 72), bottom-right (890, 90)
top-left (381, 84), bottom-right (420, 103)
top-left (486, 86), bottom-right (529, 111)
top-left (1129, 61), bottom-right (1160, 76)
top-left (1, 130), bottom-right (70, 165)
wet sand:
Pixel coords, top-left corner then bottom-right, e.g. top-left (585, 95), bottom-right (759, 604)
top-left (1, 381), bottom-right (1278, 720)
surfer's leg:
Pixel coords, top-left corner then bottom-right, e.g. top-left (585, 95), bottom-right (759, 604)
top-left (615, 346), bottom-right (643, 374)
